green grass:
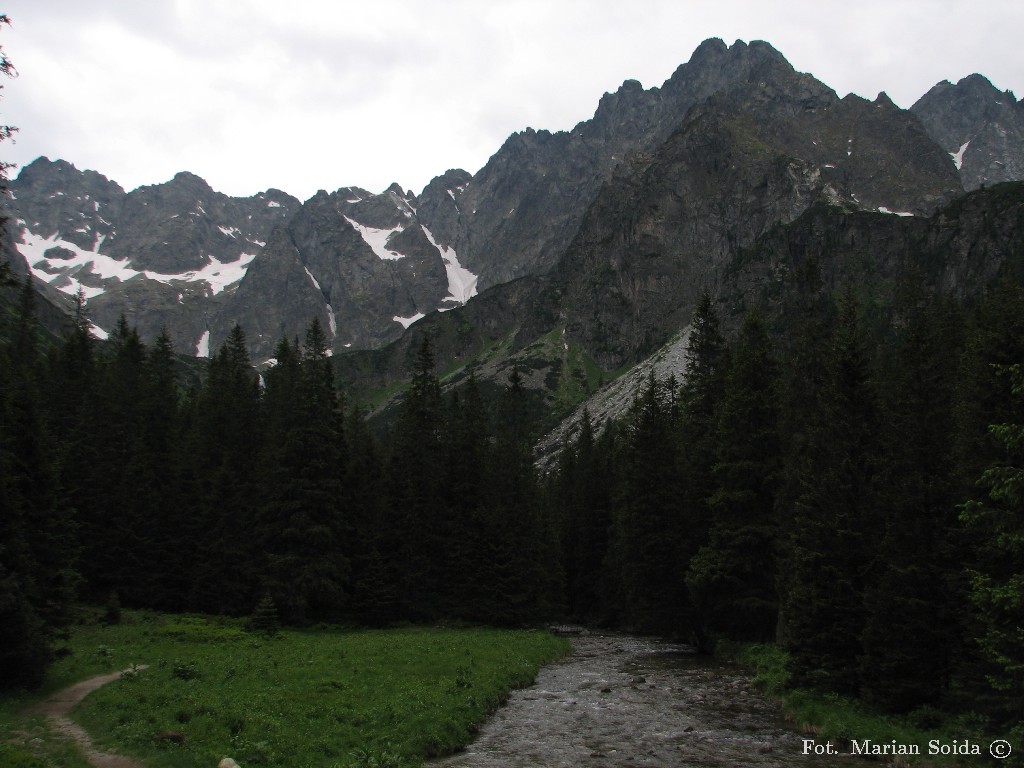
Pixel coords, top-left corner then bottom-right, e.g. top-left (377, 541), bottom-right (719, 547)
top-left (718, 642), bottom-right (998, 766)
top-left (1, 611), bottom-right (571, 768)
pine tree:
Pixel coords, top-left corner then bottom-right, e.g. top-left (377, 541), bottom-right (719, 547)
top-left (258, 321), bottom-right (350, 624)
top-left (440, 375), bottom-right (492, 619)
top-left (687, 308), bottom-right (780, 641)
top-left (0, 277), bottom-right (77, 689)
top-left (71, 317), bottom-right (151, 603)
top-left (558, 409), bottom-right (616, 622)
top-left (188, 324), bottom-right (263, 614)
top-left (248, 593), bottom-right (282, 638)
top-left (388, 337), bottom-right (447, 620)
top-left (959, 364), bottom-right (1024, 739)
top-left (674, 290), bottom-right (727, 640)
top-left (613, 373), bottom-right (694, 635)
top-left (344, 405), bottom-right (397, 626)
top-left (776, 286), bottom-right (876, 693)
top-left (479, 367), bottom-right (553, 625)
top-left (859, 286), bottom-right (965, 712)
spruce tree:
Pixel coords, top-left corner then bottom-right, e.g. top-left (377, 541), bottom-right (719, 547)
top-left (344, 405), bottom-right (397, 626)
top-left (615, 373), bottom-right (693, 635)
top-left (188, 324), bottom-right (263, 614)
top-left (776, 286), bottom-right (876, 693)
top-left (558, 409), bottom-right (615, 623)
top-left (258, 322), bottom-right (350, 624)
top-left (687, 308), bottom-right (780, 641)
top-left (859, 286), bottom-right (964, 712)
top-left (0, 277), bottom-right (77, 689)
top-left (481, 367), bottom-right (556, 625)
top-left (440, 375), bottom-right (492, 619)
top-left (388, 337), bottom-right (447, 620)
top-left (959, 365), bottom-right (1024, 742)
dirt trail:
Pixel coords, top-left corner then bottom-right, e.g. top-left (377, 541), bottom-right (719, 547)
top-left (430, 634), bottom-right (835, 768)
top-left (25, 666), bottom-right (148, 768)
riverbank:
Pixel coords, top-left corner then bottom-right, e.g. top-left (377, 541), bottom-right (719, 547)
top-left (721, 642), bottom-right (1008, 766)
top-left (1, 610), bottom-right (569, 768)
top-left (429, 633), bottom-right (839, 767)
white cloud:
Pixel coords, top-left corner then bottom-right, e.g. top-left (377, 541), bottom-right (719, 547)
top-left (3, 0), bottom-right (1023, 201)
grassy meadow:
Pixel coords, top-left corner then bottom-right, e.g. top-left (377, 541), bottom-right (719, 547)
top-left (0, 610), bottom-right (571, 768)
top-left (722, 643), bottom-right (1005, 766)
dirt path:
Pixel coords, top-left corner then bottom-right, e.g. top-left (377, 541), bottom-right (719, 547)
top-left (430, 634), bottom-right (835, 767)
top-left (24, 666), bottom-right (148, 768)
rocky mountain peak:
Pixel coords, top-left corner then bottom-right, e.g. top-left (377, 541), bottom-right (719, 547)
top-left (7, 38), bottom-right (1024, 383)
top-left (911, 73), bottom-right (1024, 190)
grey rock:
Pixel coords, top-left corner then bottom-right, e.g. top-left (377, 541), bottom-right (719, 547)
top-left (912, 74), bottom-right (1024, 190)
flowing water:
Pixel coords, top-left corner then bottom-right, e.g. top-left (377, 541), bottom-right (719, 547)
top-left (430, 634), bottom-right (837, 767)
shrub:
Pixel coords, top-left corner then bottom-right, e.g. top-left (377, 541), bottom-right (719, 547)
top-left (247, 594), bottom-right (281, 638)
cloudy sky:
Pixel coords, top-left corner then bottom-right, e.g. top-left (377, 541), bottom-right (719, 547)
top-left (3, 1), bottom-right (1023, 202)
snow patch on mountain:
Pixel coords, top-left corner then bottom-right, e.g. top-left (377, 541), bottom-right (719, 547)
top-left (394, 312), bottom-right (426, 329)
top-left (326, 305), bottom-right (337, 337)
top-left (345, 217), bottom-right (405, 260)
top-left (15, 221), bottom-right (256, 298)
top-left (951, 140), bottom-right (971, 170)
top-left (19, 226), bottom-right (132, 298)
top-left (195, 330), bottom-right (210, 358)
top-left (142, 253), bottom-right (257, 296)
top-left (304, 266), bottom-right (323, 291)
top-left (421, 226), bottom-right (478, 305)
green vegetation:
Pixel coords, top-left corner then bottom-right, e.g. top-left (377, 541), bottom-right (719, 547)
top-left (0, 611), bottom-right (570, 768)
top-left (720, 642), bottom-right (998, 765)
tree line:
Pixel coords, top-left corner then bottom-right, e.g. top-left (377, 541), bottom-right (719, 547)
top-left (1, 263), bottom-right (1022, 743)
top-left (0, 275), bottom-right (563, 689)
top-left (549, 271), bottom-right (1023, 738)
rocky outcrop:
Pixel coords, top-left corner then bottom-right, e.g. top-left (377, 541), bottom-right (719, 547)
top-left (221, 187), bottom-right (452, 358)
top-left (5, 157), bottom-right (300, 352)
top-left (912, 74), bottom-right (1024, 191)
top-left (446, 39), bottom-right (842, 290)
top-left (6, 38), bottom-right (1023, 380)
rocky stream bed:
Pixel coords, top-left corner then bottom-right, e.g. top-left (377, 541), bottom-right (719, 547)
top-left (430, 633), bottom-right (839, 767)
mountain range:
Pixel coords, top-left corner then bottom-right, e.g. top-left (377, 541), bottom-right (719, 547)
top-left (5, 37), bottom-right (1024, 437)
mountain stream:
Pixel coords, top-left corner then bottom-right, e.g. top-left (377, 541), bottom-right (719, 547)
top-left (430, 633), bottom-right (837, 767)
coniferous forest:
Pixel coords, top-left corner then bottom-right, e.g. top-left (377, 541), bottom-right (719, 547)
top-left (2, 258), bottom-right (1023, 745)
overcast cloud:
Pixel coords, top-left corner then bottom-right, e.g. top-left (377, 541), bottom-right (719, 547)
top-left (3, 1), bottom-right (1023, 201)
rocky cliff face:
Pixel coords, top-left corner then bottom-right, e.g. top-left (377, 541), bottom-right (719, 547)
top-left (6, 157), bottom-right (300, 352)
top-left (5, 38), bottom-right (1022, 384)
top-left (447, 39), bottom-right (843, 290)
top-left (220, 181), bottom-right (475, 360)
top-left (912, 74), bottom-right (1024, 191)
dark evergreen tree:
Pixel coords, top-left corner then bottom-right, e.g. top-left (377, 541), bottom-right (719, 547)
top-left (776, 286), bottom-right (876, 693)
top-left (440, 375), bottom-right (493, 619)
top-left (248, 592), bottom-right (282, 637)
top-left (70, 317), bottom-right (152, 604)
top-left (687, 308), bottom-right (780, 640)
top-left (959, 364), bottom-right (1024, 743)
top-left (0, 278), bottom-right (77, 690)
top-left (259, 321), bottom-right (350, 623)
top-left (859, 285), bottom-right (965, 712)
top-left (676, 290), bottom-right (727, 538)
top-left (613, 374), bottom-right (694, 635)
top-left (344, 405), bottom-right (398, 626)
top-left (479, 367), bottom-right (556, 624)
top-left (952, 278), bottom-right (1024, 709)
top-left (388, 337), bottom-right (447, 620)
top-left (557, 409), bottom-right (617, 623)
top-left (188, 324), bottom-right (263, 614)
top-left (674, 290), bottom-right (727, 642)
